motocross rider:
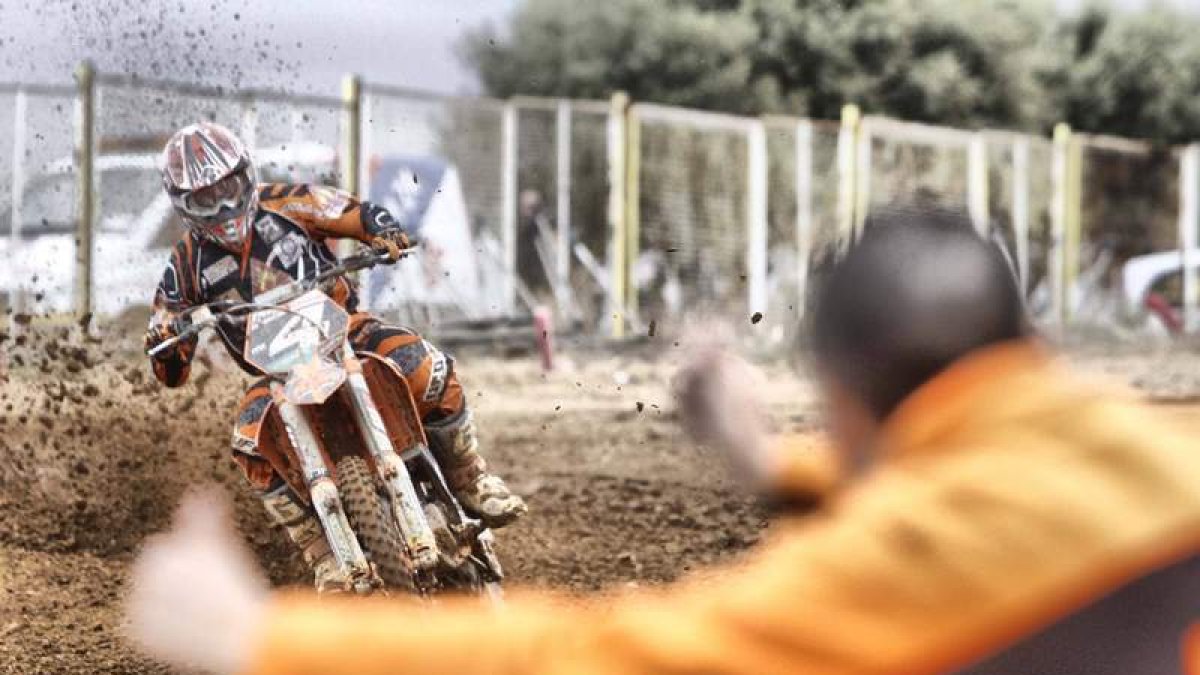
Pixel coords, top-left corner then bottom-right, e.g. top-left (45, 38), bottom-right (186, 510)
top-left (143, 122), bottom-right (526, 591)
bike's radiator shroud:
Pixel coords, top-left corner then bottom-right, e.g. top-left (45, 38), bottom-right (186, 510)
top-left (229, 353), bottom-right (429, 500)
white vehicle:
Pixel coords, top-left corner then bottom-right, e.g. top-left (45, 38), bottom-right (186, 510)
top-left (0, 142), bottom-right (337, 319)
top-left (1121, 249), bottom-right (1200, 334)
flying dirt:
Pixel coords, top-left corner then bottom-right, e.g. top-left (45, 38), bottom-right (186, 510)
top-left (0, 323), bottom-right (787, 673)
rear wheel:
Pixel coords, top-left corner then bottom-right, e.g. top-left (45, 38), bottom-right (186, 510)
top-left (336, 455), bottom-right (412, 590)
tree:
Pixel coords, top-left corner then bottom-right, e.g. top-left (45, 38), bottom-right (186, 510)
top-left (463, 0), bottom-right (1200, 140)
top-left (1048, 5), bottom-right (1200, 142)
top-left (462, 0), bottom-right (759, 113)
top-left (464, 0), bottom-right (1054, 129)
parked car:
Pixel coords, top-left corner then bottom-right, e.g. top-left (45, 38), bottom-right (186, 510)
top-left (1121, 249), bottom-right (1200, 334)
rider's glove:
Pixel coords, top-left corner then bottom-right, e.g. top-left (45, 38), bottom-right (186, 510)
top-left (144, 320), bottom-right (180, 357)
top-left (370, 228), bottom-right (411, 263)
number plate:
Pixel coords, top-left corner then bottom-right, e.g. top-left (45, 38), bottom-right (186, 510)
top-left (244, 290), bottom-right (349, 376)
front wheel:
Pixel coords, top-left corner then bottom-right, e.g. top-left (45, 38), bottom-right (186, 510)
top-left (336, 455), bottom-right (412, 590)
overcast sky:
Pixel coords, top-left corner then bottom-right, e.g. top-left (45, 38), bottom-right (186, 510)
top-left (0, 0), bottom-right (1197, 96)
top-left (0, 0), bottom-right (520, 94)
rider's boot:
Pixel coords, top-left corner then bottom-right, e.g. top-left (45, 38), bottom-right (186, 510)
top-left (426, 409), bottom-right (527, 528)
top-left (260, 483), bottom-right (347, 593)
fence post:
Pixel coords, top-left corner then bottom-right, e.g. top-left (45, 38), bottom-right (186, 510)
top-left (607, 92), bottom-right (629, 338)
top-left (555, 99), bottom-right (573, 318)
top-left (1065, 133), bottom-right (1083, 324)
top-left (359, 91), bottom-right (374, 209)
top-left (623, 101), bottom-right (641, 331)
top-left (9, 89), bottom-right (27, 318)
top-left (340, 75), bottom-right (362, 196)
top-left (239, 95), bottom-right (258, 152)
top-left (747, 119), bottom-right (769, 319)
top-left (854, 115), bottom-right (872, 240)
top-left (74, 60), bottom-right (95, 322)
top-left (836, 104), bottom-right (860, 252)
top-left (500, 100), bottom-right (519, 316)
top-left (967, 133), bottom-right (989, 236)
top-left (1180, 144), bottom-right (1199, 333)
top-left (290, 106), bottom-right (305, 143)
top-left (795, 119), bottom-right (814, 319)
top-left (1050, 123), bottom-right (1074, 329)
top-left (339, 74), bottom-right (363, 268)
top-left (1012, 136), bottom-right (1031, 295)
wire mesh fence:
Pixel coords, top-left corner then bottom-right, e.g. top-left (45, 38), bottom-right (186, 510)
top-left (633, 104), bottom-right (753, 330)
top-left (862, 119), bottom-right (974, 217)
top-left (564, 105), bottom-right (612, 329)
top-left (1073, 138), bottom-right (1182, 332)
top-left (0, 86), bottom-right (78, 319)
top-left (762, 119), bottom-right (843, 334)
top-left (3, 65), bottom-right (1199, 340)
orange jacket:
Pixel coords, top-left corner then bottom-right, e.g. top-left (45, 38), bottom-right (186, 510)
top-left (245, 341), bottom-right (1200, 675)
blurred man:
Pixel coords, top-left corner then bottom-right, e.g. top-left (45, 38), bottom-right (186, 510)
top-left (130, 206), bottom-right (1200, 675)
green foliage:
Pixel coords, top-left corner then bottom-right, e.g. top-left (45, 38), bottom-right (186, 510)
top-left (1049, 5), bottom-right (1200, 142)
top-left (463, 0), bottom-right (1200, 141)
top-left (462, 0), bottom-right (757, 112)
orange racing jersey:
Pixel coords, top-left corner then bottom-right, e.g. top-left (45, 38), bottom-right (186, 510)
top-left (148, 184), bottom-right (402, 387)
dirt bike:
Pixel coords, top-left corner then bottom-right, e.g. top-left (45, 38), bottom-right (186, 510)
top-left (147, 248), bottom-right (504, 598)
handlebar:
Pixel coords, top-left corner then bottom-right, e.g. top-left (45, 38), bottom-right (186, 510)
top-left (146, 246), bottom-right (414, 358)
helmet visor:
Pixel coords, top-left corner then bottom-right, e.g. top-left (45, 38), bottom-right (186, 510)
top-left (172, 170), bottom-right (254, 224)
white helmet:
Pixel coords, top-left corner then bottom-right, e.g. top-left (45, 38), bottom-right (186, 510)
top-left (161, 122), bottom-right (258, 250)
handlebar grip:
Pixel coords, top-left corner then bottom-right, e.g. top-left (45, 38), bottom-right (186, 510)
top-left (147, 336), bottom-right (180, 358)
top-left (151, 306), bottom-right (216, 358)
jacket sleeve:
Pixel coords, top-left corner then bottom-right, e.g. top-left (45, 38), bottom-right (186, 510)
top-left (257, 184), bottom-right (406, 244)
top-left (243, 417), bottom-right (1200, 675)
top-left (147, 243), bottom-right (199, 388)
top-left (239, 468), bottom-right (1050, 675)
top-left (243, 512), bottom-right (929, 675)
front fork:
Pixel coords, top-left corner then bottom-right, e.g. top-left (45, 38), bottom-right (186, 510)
top-left (342, 345), bottom-right (440, 570)
top-left (271, 383), bottom-right (377, 593)
top-left (270, 348), bottom-right (441, 589)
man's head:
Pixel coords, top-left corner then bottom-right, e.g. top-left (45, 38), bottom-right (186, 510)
top-left (810, 206), bottom-right (1030, 466)
top-left (161, 122), bottom-right (258, 251)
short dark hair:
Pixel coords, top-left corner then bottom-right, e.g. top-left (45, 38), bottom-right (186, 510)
top-left (810, 205), bottom-right (1031, 420)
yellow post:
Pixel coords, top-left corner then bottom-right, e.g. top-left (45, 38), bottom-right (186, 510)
top-left (624, 104), bottom-right (641, 328)
top-left (607, 92), bottom-right (629, 338)
top-left (339, 75), bottom-right (363, 261)
top-left (836, 104), bottom-right (861, 253)
top-left (1065, 134), bottom-right (1084, 324)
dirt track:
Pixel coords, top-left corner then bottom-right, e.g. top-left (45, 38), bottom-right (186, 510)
top-left (0, 328), bottom-right (808, 674)
top-left (0, 326), bottom-right (1197, 673)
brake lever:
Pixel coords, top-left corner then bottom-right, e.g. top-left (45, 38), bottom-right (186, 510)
top-left (149, 306), bottom-right (218, 358)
